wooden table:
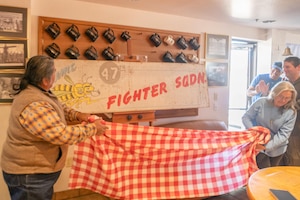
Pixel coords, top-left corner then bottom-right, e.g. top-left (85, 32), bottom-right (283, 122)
top-left (247, 166), bottom-right (300, 200)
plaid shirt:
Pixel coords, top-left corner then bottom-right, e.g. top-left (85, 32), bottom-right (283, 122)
top-left (19, 101), bottom-right (97, 145)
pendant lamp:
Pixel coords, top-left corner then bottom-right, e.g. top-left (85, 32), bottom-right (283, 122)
top-left (282, 47), bottom-right (293, 56)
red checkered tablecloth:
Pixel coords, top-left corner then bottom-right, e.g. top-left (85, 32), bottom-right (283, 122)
top-left (68, 122), bottom-right (270, 200)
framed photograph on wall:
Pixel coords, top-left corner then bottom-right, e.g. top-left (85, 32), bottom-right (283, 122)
top-left (0, 40), bottom-right (27, 69)
top-left (0, 73), bottom-right (22, 103)
top-left (206, 62), bottom-right (228, 86)
top-left (205, 33), bottom-right (229, 60)
top-left (0, 6), bottom-right (27, 38)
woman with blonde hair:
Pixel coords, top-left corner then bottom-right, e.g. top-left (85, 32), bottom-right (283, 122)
top-left (242, 81), bottom-right (297, 168)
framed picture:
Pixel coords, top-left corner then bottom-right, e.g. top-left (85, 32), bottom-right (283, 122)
top-left (206, 62), bottom-right (228, 86)
top-left (205, 33), bottom-right (229, 60)
top-left (0, 73), bottom-right (22, 103)
top-left (0, 6), bottom-right (27, 38)
top-left (0, 40), bottom-right (27, 69)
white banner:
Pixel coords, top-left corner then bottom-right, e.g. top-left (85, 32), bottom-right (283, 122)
top-left (53, 60), bottom-right (209, 113)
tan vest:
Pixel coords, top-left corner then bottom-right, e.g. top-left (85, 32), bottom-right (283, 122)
top-left (1, 85), bottom-right (68, 174)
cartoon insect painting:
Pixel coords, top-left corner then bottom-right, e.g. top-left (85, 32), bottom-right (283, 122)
top-left (52, 74), bottom-right (100, 108)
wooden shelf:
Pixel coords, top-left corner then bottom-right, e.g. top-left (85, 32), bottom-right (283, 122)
top-left (112, 110), bottom-right (155, 125)
top-left (155, 108), bottom-right (198, 119)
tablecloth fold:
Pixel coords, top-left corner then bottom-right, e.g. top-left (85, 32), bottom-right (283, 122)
top-left (69, 122), bottom-right (270, 200)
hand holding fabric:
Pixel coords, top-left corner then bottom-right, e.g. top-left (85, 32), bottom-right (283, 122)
top-left (87, 115), bottom-right (108, 135)
top-left (255, 144), bottom-right (265, 153)
top-left (76, 112), bottom-right (91, 123)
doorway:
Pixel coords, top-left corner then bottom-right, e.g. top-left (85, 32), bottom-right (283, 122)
top-left (228, 39), bottom-right (257, 130)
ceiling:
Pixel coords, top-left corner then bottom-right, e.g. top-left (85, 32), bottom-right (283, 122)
top-left (76, 0), bottom-right (300, 32)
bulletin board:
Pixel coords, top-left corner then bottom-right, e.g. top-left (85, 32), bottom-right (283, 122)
top-left (53, 60), bottom-right (209, 113)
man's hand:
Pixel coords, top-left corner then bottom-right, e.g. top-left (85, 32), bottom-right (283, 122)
top-left (258, 80), bottom-right (269, 96)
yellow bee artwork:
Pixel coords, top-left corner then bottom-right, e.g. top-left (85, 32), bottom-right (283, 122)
top-left (52, 74), bottom-right (100, 108)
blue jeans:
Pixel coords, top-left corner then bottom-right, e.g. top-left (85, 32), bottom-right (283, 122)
top-left (2, 170), bottom-right (61, 200)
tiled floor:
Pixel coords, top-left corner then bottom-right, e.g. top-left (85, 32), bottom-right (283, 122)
top-left (53, 187), bottom-right (249, 200)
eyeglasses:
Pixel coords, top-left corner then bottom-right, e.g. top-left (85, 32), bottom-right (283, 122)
top-left (276, 94), bottom-right (292, 101)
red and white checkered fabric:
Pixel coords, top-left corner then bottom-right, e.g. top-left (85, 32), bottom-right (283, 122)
top-left (69, 122), bottom-right (270, 200)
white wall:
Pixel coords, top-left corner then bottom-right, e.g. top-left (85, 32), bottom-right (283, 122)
top-left (257, 39), bottom-right (272, 74)
top-left (0, 0), bottom-right (297, 198)
top-left (270, 29), bottom-right (300, 62)
top-left (0, 1), bottom-right (31, 198)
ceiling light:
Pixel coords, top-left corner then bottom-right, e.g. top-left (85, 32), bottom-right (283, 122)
top-left (231, 0), bottom-right (251, 18)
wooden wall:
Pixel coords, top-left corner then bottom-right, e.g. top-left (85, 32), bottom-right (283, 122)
top-left (38, 16), bottom-right (201, 63)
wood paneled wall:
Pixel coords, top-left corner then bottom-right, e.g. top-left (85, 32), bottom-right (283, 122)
top-left (38, 16), bottom-right (200, 63)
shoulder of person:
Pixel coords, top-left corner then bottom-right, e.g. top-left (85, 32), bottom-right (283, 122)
top-left (253, 73), bottom-right (269, 81)
top-left (251, 74), bottom-right (267, 84)
top-left (284, 107), bottom-right (297, 115)
top-left (257, 73), bottom-right (269, 77)
top-left (253, 97), bottom-right (269, 106)
top-left (257, 97), bottom-right (268, 102)
top-left (293, 77), bottom-right (300, 86)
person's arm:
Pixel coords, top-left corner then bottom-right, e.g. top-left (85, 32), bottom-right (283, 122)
top-left (242, 100), bottom-right (261, 128)
top-left (247, 85), bottom-right (258, 97)
top-left (247, 75), bottom-right (260, 97)
top-left (264, 110), bottom-right (296, 151)
top-left (247, 80), bottom-right (269, 97)
top-left (62, 103), bottom-right (91, 123)
top-left (19, 101), bottom-right (101, 145)
top-left (257, 80), bottom-right (270, 96)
